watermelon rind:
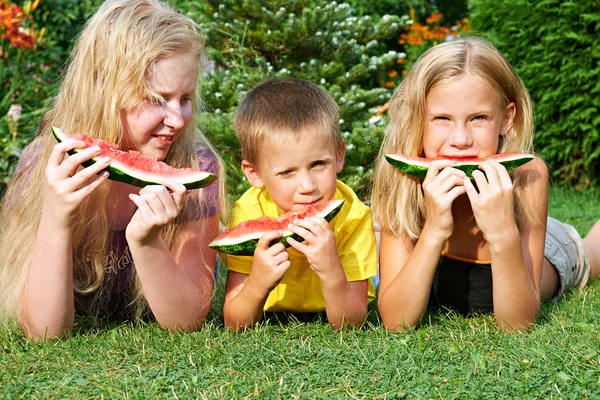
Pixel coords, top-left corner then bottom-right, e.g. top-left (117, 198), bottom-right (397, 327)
top-left (209, 199), bottom-right (345, 256)
top-left (385, 153), bottom-right (534, 179)
top-left (51, 126), bottom-right (216, 189)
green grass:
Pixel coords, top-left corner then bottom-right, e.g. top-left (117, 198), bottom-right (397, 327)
top-left (1, 185), bottom-right (599, 398)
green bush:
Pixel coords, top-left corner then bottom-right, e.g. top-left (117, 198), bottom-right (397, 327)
top-left (179, 0), bottom-right (408, 201)
top-left (469, 0), bottom-right (600, 185)
top-left (0, 0), bottom-right (102, 191)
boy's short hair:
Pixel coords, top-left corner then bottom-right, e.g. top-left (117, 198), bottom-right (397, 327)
top-left (234, 78), bottom-right (343, 165)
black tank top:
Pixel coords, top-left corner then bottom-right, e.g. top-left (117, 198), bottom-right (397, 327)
top-left (428, 254), bottom-right (493, 315)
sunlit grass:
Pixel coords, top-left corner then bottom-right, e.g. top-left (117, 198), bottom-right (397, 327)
top-left (1, 185), bottom-right (598, 398)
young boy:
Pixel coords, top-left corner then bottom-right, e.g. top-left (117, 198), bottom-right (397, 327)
top-left (222, 78), bottom-right (377, 331)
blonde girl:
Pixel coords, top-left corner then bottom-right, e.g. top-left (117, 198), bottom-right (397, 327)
top-left (0, 0), bottom-right (226, 339)
top-left (372, 37), bottom-right (600, 332)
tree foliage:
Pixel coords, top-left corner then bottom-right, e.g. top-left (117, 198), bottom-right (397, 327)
top-left (470, 0), bottom-right (600, 185)
top-left (180, 0), bottom-right (408, 200)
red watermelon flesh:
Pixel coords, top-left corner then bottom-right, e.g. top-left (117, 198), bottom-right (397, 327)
top-left (51, 126), bottom-right (216, 189)
top-left (384, 153), bottom-right (534, 178)
top-left (209, 199), bottom-right (345, 256)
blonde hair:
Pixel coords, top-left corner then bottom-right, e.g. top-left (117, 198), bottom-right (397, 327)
top-left (234, 78), bottom-right (344, 165)
top-left (372, 37), bottom-right (536, 239)
top-left (0, 0), bottom-right (226, 322)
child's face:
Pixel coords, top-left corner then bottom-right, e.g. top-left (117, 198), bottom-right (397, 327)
top-left (423, 74), bottom-right (515, 159)
top-left (121, 53), bottom-right (197, 161)
top-left (242, 133), bottom-right (344, 214)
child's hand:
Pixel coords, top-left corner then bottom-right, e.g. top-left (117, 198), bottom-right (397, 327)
top-left (286, 216), bottom-right (341, 279)
top-left (43, 139), bottom-right (110, 230)
top-left (464, 159), bottom-right (516, 242)
top-left (125, 179), bottom-right (186, 244)
top-left (248, 231), bottom-right (291, 293)
top-left (422, 159), bottom-right (467, 241)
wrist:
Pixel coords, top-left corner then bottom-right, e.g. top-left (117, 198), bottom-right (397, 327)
top-left (318, 261), bottom-right (347, 288)
top-left (486, 225), bottom-right (520, 254)
top-left (420, 223), bottom-right (450, 246)
top-left (246, 270), bottom-right (277, 300)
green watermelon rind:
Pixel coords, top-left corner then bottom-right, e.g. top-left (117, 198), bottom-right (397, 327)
top-left (209, 199), bottom-right (345, 256)
top-left (384, 153), bottom-right (535, 179)
top-left (51, 126), bottom-right (216, 190)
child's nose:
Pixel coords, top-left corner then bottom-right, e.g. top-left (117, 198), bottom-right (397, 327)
top-left (163, 103), bottom-right (185, 130)
top-left (298, 172), bottom-right (318, 193)
top-left (448, 125), bottom-right (473, 149)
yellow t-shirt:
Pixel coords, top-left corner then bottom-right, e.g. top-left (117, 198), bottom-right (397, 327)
top-left (224, 180), bottom-right (377, 312)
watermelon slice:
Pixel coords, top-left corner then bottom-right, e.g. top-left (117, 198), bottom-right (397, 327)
top-left (209, 199), bottom-right (345, 256)
top-left (51, 126), bottom-right (216, 189)
top-left (384, 153), bottom-right (534, 178)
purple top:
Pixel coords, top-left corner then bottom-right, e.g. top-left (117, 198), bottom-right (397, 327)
top-left (14, 143), bottom-right (220, 320)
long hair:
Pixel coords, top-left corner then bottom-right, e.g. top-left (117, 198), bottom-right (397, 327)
top-left (372, 37), bottom-right (536, 239)
top-left (0, 0), bottom-right (226, 322)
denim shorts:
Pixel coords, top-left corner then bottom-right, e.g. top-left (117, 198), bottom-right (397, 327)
top-left (545, 217), bottom-right (590, 300)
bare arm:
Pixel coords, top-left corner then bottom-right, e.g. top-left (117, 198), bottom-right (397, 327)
top-left (22, 141), bottom-right (110, 340)
top-left (287, 216), bottom-right (369, 329)
top-left (319, 266), bottom-right (369, 329)
top-left (466, 158), bottom-right (548, 331)
top-left (378, 160), bottom-right (467, 331)
top-left (128, 215), bottom-right (218, 330)
top-left (223, 232), bottom-right (291, 331)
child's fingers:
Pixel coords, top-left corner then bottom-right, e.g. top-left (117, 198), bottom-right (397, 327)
top-left (478, 161), bottom-right (500, 187)
top-left (129, 193), bottom-right (157, 221)
top-left (67, 156), bottom-right (111, 189)
top-left (140, 185), bottom-right (180, 218)
top-left (423, 159), bottom-right (456, 184)
top-left (471, 169), bottom-right (489, 193)
top-left (72, 171), bottom-right (110, 200)
top-left (256, 230), bottom-right (283, 251)
top-left (463, 176), bottom-right (479, 202)
top-left (286, 236), bottom-right (309, 253)
top-left (287, 223), bottom-right (316, 243)
top-left (48, 139), bottom-right (87, 167)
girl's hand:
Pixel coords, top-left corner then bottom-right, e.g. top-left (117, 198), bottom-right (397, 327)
top-left (248, 231), bottom-right (291, 293)
top-left (464, 159), bottom-right (516, 242)
top-left (422, 159), bottom-right (467, 241)
top-left (125, 179), bottom-right (186, 244)
top-left (43, 139), bottom-right (110, 230)
top-left (286, 216), bottom-right (340, 279)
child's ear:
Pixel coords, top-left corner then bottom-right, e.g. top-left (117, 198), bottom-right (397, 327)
top-left (501, 102), bottom-right (516, 136)
top-left (335, 142), bottom-right (346, 173)
top-left (241, 160), bottom-right (265, 188)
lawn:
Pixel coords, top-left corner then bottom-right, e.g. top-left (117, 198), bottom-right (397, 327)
top-left (1, 185), bottom-right (599, 398)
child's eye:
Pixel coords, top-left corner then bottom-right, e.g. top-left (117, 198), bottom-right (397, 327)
top-left (277, 170), bottom-right (293, 177)
top-left (434, 116), bottom-right (450, 121)
top-left (473, 115), bottom-right (488, 121)
top-left (312, 160), bottom-right (326, 168)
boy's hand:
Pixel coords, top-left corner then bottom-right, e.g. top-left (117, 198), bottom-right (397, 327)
top-left (248, 231), bottom-right (291, 293)
top-left (286, 216), bottom-right (341, 279)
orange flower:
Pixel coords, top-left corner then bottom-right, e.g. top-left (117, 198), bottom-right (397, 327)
top-left (385, 81), bottom-right (395, 88)
top-left (426, 13), bottom-right (444, 24)
top-left (388, 70), bottom-right (397, 78)
top-left (0, 1), bottom-right (37, 49)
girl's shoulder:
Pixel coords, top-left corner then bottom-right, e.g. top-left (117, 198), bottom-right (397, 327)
top-left (518, 155), bottom-right (549, 189)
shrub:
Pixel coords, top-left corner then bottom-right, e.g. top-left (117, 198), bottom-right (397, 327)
top-left (469, 0), bottom-right (600, 185)
top-left (180, 0), bottom-right (409, 201)
top-left (0, 0), bottom-right (102, 192)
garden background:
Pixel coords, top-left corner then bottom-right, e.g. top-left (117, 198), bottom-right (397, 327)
top-left (1, 0), bottom-right (599, 398)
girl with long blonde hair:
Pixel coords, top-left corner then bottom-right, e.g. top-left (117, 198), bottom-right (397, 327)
top-left (0, 0), bottom-right (226, 339)
top-left (372, 37), bottom-right (600, 332)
